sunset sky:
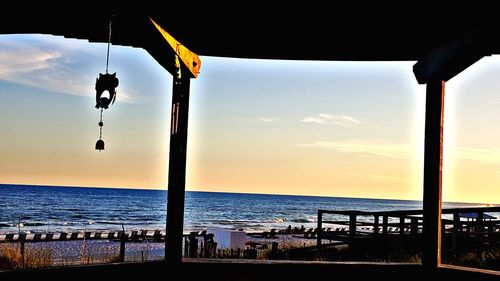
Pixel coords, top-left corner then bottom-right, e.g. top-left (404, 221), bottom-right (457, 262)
top-left (1, 34), bottom-right (499, 204)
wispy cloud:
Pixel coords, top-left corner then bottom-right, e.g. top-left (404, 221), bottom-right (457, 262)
top-left (260, 117), bottom-right (277, 123)
top-left (348, 172), bottom-right (405, 183)
top-left (454, 146), bottom-right (500, 165)
top-left (301, 113), bottom-right (361, 126)
top-left (0, 36), bottom-right (137, 103)
top-left (297, 139), bottom-right (409, 158)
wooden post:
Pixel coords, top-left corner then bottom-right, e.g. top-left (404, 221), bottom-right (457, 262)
top-left (399, 216), bottom-right (405, 236)
top-left (119, 231), bottom-right (126, 262)
top-left (19, 234), bottom-right (25, 268)
top-left (317, 210), bottom-right (323, 250)
top-left (411, 217), bottom-right (418, 237)
top-left (374, 215), bottom-right (379, 236)
top-left (452, 212), bottom-right (459, 258)
top-left (422, 79), bottom-right (445, 270)
top-left (184, 237), bottom-right (189, 258)
top-left (477, 212), bottom-right (484, 233)
top-left (166, 73), bottom-right (191, 264)
top-left (382, 215), bottom-right (388, 237)
top-left (349, 214), bottom-right (356, 241)
top-left (271, 242), bottom-right (278, 259)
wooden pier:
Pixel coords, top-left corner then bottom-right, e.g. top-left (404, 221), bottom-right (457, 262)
top-left (316, 206), bottom-right (500, 255)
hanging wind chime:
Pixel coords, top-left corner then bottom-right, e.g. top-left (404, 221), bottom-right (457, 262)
top-left (95, 17), bottom-right (119, 151)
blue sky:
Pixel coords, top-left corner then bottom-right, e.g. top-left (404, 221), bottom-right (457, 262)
top-left (1, 34), bottom-right (499, 203)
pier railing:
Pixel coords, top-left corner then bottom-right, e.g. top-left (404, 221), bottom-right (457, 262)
top-left (317, 206), bottom-right (500, 254)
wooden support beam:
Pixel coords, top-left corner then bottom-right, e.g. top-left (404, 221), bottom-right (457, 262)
top-left (413, 31), bottom-right (488, 84)
top-left (422, 80), bottom-right (445, 270)
top-left (166, 72), bottom-right (191, 264)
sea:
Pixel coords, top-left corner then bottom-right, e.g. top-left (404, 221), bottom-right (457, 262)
top-left (0, 184), bottom-right (492, 234)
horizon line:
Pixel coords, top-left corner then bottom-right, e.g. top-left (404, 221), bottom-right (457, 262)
top-left (1, 182), bottom-right (495, 206)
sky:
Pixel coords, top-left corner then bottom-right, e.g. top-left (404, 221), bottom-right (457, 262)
top-left (0, 34), bottom-right (499, 204)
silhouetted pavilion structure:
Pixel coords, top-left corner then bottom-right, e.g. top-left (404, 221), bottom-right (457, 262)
top-left (1, 10), bottom-right (499, 280)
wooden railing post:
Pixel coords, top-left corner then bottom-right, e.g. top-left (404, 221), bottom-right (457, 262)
top-left (19, 234), bottom-right (26, 268)
top-left (382, 215), bottom-right (388, 237)
top-left (452, 212), bottom-right (459, 258)
top-left (373, 215), bottom-right (379, 236)
top-left (411, 217), bottom-right (418, 237)
top-left (119, 231), bottom-right (126, 262)
top-left (399, 216), bottom-right (405, 236)
top-left (477, 212), bottom-right (484, 233)
top-left (349, 214), bottom-right (356, 241)
top-left (317, 210), bottom-right (323, 251)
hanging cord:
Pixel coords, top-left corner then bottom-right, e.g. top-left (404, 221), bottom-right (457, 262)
top-left (105, 17), bottom-right (113, 74)
top-left (98, 108), bottom-right (104, 140)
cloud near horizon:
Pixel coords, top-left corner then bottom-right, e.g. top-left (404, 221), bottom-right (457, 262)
top-left (297, 139), bottom-right (409, 159)
top-left (298, 139), bottom-right (500, 165)
top-left (0, 36), bottom-right (136, 103)
top-left (454, 146), bottom-right (500, 165)
top-left (260, 117), bottom-right (278, 123)
top-left (301, 113), bottom-right (361, 126)
top-left (348, 172), bottom-right (405, 184)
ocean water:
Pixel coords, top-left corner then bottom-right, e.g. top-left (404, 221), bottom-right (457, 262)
top-left (0, 184), bottom-right (489, 234)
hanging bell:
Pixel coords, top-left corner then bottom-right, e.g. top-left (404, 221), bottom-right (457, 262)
top-left (95, 139), bottom-right (105, 151)
top-left (94, 17), bottom-right (117, 152)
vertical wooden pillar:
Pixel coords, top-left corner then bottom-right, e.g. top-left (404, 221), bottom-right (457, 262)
top-left (166, 74), bottom-right (191, 264)
top-left (422, 79), bottom-right (445, 270)
top-left (374, 215), bottom-right (379, 236)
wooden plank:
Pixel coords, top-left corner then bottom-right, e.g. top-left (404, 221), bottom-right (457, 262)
top-left (166, 72), bottom-right (191, 264)
top-left (150, 18), bottom-right (201, 78)
top-left (422, 79), bottom-right (445, 270)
